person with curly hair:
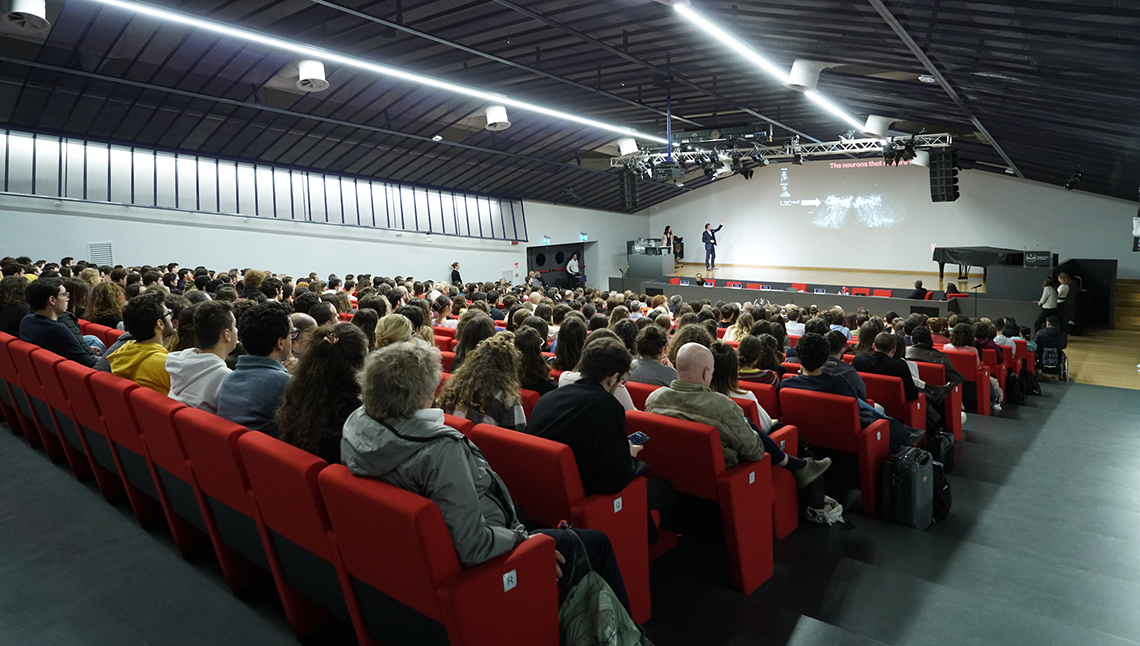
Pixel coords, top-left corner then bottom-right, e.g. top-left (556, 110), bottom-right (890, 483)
top-left (438, 332), bottom-right (527, 432)
top-left (277, 323), bottom-right (368, 464)
top-left (666, 322), bottom-right (714, 367)
top-left (450, 310), bottom-right (496, 373)
top-left (514, 326), bottom-right (557, 395)
top-left (83, 281), bottom-right (127, 329)
top-left (723, 311), bottom-right (753, 344)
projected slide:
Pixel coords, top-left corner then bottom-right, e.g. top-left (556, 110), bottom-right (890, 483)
top-left (778, 163), bottom-right (907, 230)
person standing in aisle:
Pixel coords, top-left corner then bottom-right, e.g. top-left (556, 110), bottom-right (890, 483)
top-left (703, 219), bottom-right (724, 271)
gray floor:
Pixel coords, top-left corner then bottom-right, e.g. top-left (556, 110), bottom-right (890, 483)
top-left (2, 381), bottom-right (1139, 645)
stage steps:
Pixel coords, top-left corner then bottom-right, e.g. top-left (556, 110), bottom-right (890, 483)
top-left (1115, 279), bottom-right (1140, 331)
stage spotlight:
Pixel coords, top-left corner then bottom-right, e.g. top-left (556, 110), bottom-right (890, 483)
top-left (750, 150), bottom-right (769, 165)
top-left (840, 128), bottom-right (857, 141)
top-left (1065, 169), bottom-right (1082, 190)
top-left (740, 168), bottom-right (754, 180)
top-left (901, 139), bottom-right (916, 162)
top-left (792, 152), bottom-right (804, 165)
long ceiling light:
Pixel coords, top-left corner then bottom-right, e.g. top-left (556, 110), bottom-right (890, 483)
top-left (673, 3), bottom-right (865, 132)
top-left (87, 0), bottom-right (669, 144)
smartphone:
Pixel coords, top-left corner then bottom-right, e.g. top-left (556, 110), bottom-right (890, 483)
top-left (627, 431), bottom-right (651, 445)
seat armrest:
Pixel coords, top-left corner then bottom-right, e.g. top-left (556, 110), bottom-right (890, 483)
top-left (768, 425), bottom-right (797, 458)
top-left (571, 477), bottom-right (650, 623)
top-left (436, 533), bottom-right (559, 646)
top-left (855, 419), bottom-right (891, 519)
top-left (715, 455), bottom-right (773, 594)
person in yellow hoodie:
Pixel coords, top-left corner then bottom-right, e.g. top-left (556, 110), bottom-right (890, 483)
top-left (109, 288), bottom-right (174, 395)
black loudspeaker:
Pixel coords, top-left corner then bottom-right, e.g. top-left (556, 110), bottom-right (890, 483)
top-left (618, 170), bottom-right (640, 210)
top-left (929, 150), bottom-right (959, 202)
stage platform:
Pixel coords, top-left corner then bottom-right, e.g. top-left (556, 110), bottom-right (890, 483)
top-left (670, 263), bottom-right (984, 292)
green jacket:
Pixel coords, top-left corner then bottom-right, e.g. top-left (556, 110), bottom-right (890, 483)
top-left (644, 380), bottom-right (765, 468)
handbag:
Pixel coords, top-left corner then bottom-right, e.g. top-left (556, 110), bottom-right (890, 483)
top-left (558, 530), bottom-right (643, 646)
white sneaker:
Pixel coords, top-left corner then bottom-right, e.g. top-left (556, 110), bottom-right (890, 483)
top-left (992, 403), bottom-right (1002, 412)
top-left (960, 412), bottom-right (968, 425)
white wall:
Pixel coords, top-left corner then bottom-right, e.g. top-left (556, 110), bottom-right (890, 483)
top-left (644, 161), bottom-right (1140, 278)
top-left (0, 194), bottom-right (649, 286)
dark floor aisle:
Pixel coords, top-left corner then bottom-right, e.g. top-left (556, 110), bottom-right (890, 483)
top-left (2, 381), bottom-right (1139, 646)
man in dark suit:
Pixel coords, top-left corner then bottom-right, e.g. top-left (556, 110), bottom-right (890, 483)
top-left (906, 279), bottom-right (929, 300)
top-left (527, 337), bottom-right (674, 542)
top-left (702, 219), bottom-right (724, 271)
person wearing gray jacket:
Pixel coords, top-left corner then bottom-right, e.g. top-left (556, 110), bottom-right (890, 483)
top-left (341, 340), bottom-right (638, 622)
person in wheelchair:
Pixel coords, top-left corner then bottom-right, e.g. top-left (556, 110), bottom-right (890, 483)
top-left (1033, 316), bottom-right (1068, 378)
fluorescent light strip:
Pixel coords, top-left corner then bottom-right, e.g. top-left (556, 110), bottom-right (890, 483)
top-left (90, 0), bottom-right (668, 144)
top-left (675, 4), bottom-right (865, 131)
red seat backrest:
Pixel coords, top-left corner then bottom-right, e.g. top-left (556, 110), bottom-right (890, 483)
top-left (439, 351), bottom-right (455, 372)
top-left (433, 326), bottom-right (456, 339)
top-left (467, 424), bottom-right (581, 527)
top-left (668, 278), bottom-right (680, 285)
top-left (852, 288), bottom-right (871, 297)
top-left (625, 410), bottom-right (724, 500)
top-left (788, 334), bottom-right (800, 348)
top-left (781, 362), bottom-right (800, 374)
top-left (705, 279), bottom-right (715, 286)
top-left (0, 333), bottom-right (22, 388)
top-left (175, 407), bottom-right (252, 515)
top-left (731, 397), bottom-right (762, 427)
top-left (443, 413), bottom-right (474, 435)
top-left (29, 348), bottom-right (67, 411)
top-left (872, 289), bottom-right (892, 298)
top-left (338, 313), bottom-right (353, 322)
top-left (8, 340), bottom-right (45, 398)
top-left (130, 387), bottom-right (192, 481)
top-left (860, 373), bottom-right (907, 419)
top-left (448, 338), bottom-right (459, 352)
top-left (519, 389), bottom-right (540, 419)
top-left (924, 291), bottom-right (934, 300)
top-left (942, 348), bottom-right (982, 380)
top-left (777, 389), bottom-right (862, 454)
top-left (745, 283), bottom-right (762, 290)
top-left (238, 432), bottom-right (333, 560)
top-left (791, 283), bottom-right (807, 292)
top-left (88, 372), bottom-right (145, 455)
top-left (102, 327), bottom-right (124, 347)
top-left (735, 381), bottom-right (779, 418)
top-left (980, 348), bottom-right (1001, 370)
top-left (318, 464), bottom-right (461, 620)
top-left (624, 381), bottom-right (661, 411)
top-left (946, 293), bottom-right (968, 299)
top-left (716, 327), bottom-right (727, 339)
top-left (434, 335), bottom-right (450, 351)
top-left (914, 361), bottom-right (947, 386)
top-left (55, 360), bottom-right (103, 433)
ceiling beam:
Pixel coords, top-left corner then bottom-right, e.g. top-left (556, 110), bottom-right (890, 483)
top-left (866, 0), bottom-right (1024, 179)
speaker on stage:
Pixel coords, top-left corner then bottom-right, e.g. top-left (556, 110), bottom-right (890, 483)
top-left (929, 150), bottom-right (959, 202)
top-left (618, 170), bottom-right (640, 210)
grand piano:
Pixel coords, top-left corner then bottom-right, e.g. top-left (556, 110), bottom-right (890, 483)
top-left (933, 246), bottom-right (1024, 281)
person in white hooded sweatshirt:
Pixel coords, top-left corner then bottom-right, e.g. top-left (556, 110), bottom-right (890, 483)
top-left (166, 300), bottom-right (238, 413)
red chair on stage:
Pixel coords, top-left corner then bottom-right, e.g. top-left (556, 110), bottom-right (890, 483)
top-left (669, 278), bottom-right (681, 285)
top-left (924, 292), bottom-right (935, 300)
top-left (745, 283), bottom-right (762, 290)
top-left (777, 389), bottom-right (890, 518)
top-left (791, 283), bottom-right (807, 293)
top-left (872, 289), bottom-right (892, 298)
top-left (946, 293), bottom-right (969, 300)
top-left (852, 288), bottom-right (871, 297)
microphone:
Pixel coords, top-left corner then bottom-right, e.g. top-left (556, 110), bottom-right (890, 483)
top-left (971, 284), bottom-right (983, 289)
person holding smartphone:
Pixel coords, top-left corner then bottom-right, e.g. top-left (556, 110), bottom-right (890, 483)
top-left (528, 338), bottom-right (675, 543)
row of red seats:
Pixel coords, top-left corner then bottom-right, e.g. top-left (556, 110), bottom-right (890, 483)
top-left (0, 329), bottom-right (560, 645)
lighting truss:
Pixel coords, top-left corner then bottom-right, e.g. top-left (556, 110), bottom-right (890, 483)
top-left (610, 134), bottom-right (953, 168)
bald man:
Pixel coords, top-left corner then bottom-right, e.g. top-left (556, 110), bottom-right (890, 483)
top-left (645, 342), bottom-right (830, 488)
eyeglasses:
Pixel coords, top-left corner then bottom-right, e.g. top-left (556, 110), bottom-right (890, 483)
top-left (54, 291), bottom-right (69, 299)
top-left (290, 327), bottom-right (300, 339)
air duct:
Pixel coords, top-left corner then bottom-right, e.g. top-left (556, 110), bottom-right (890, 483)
top-left (3, 0), bottom-right (51, 33)
top-left (783, 60), bottom-right (826, 92)
top-left (484, 105), bottom-right (511, 131)
top-left (860, 115), bottom-right (896, 138)
top-left (296, 60), bottom-right (329, 92)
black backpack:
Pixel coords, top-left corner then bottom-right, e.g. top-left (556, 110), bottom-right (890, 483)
top-left (932, 461), bottom-right (952, 523)
top-left (1020, 368), bottom-right (1042, 396)
top-left (1004, 373), bottom-right (1027, 406)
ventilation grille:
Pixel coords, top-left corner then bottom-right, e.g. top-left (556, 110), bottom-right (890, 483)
top-left (86, 241), bottom-right (113, 266)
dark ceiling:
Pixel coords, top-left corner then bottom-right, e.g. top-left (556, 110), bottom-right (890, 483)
top-left (1, 0), bottom-right (1137, 215)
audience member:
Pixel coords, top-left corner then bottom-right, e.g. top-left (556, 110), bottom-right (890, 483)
top-left (514, 326), bottom-right (557, 396)
top-left (373, 313), bottom-right (414, 350)
top-left (18, 277), bottom-right (98, 368)
top-left (165, 300), bottom-right (236, 413)
top-left (822, 330), bottom-right (867, 400)
top-left (646, 342), bottom-right (829, 488)
top-left (736, 334), bottom-right (781, 385)
top-left (551, 317), bottom-right (587, 371)
top-left (0, 275), bottom-right (30, 337)
top-left (906, 280), bottom-right (928, 300)
top-left (277, 323), bottom-right (367, 465)
top-left (451, 310), bottom-right (496, 372)
top-left (557, 330), bottom-right (636, 411)
top-left (530, 337), bottom-right (675, 544)
top-left (108, 289), bottom-right (174, 391)
top-left (627, 325), bottom-right (677, 387)
top-left (216, 302), bottom-right (293, 437)
top-left (439, 333), bottom-right (527, 432)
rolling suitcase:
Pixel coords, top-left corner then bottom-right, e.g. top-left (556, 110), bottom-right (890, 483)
top-left (926, 431), bottom-right (955, 473)
top-left (880, 447), bottom-right (934, 529)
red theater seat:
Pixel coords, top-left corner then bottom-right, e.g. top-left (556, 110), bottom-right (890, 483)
top-left (860, 373), bottom-right (926, 431)
top-left (946, 293), bottom-right (969, 300)
top-left (175, 408), bottom-right (270, 591)
top-left (788, 334), bottom-right (800, 348)
top-left (791, 283), bottom-right (807, 292)
top-left (1013, 338), bottom-right (1034, 375)
top-left (129, 388), bottom-right (211, 554)
top-left (433, 326), bottom-right (456, 338)
top-left (729, 397), bottom-right (799, 539)
top-left (55, 360), bottom-right (126, 500)
top-left (8, 340), bottom-right (65, 459)
top-left (466, 423), bottom-right (651, 623)
top-left (943, 349), bottom-right (991, 415)
top-left (872, 289), bottom-right (892, 298)
top-left (0, 333), bottom-right (28, 437)
top-left (237, 433), bottom-right (349, 637)
top-left (924, 291), bottom-right (935, 300)
top-left (439, 351), bottom-right (455, 373)
top-left (745, 283), bottom-right (762, 290)
top-left (443, 413), bottom-right (474, 436)
top-left (735, 381), bottom-right (780, 418)
top-left (31, 348), bottom-right (94, 479)
top-left (980, 349), bottom-right (1008, 402)
top-left (87, 373), bottom-right (165, 524)
top-left (914, 362), bottom-right (963, 441)
top-left (777, 389), bottom-right (890, 518)
top-left (624, 410), bottom-right (773, 594)
top-left (434, 335), bottom-right (450, 351)
top-left (624, 381), bottom-right (661, 411)
top-left (518, 388), bottom-right (540, 419)
top-left (852, 288), bottom-right (871, 297)
top-left (669, 278), bottom-right (681, 285)
top-left (319, 465), bottom-right (560, 646)
top-left (338, 313), bottom-right (353, 322)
